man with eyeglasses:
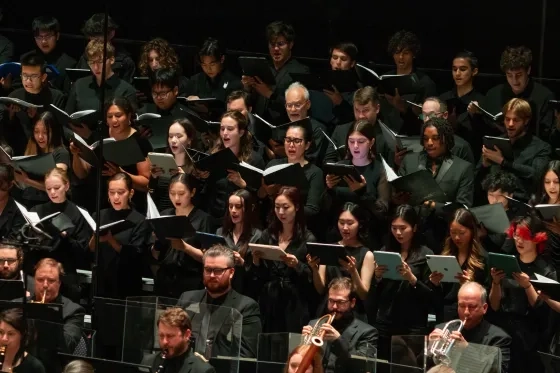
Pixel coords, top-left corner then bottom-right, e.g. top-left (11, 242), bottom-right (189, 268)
top-left (177, 245), bottom-right (261, 358)
top-left (143, 307), bottom-right (215, 373)
top-left (242, 21), bottom-right (309, 124)
top-left (0, 241), bottom-right (25, 300)
top-left (419, 97), bottom-right (475, 165)
top-left (22, 16), bottom-right (76, 93)
top-left (275, 82), bottom-right (326, 164)
top-left (0, 51), bottom-right (65, 155)
top-left (65, 39), bottom-right (136, 140)
top-left (302, 277), bottom-right (378, 373)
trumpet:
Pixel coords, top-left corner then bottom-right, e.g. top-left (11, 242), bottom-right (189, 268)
top-left (429, 318), bottom-right (466, 365)
top-left (296, 313), bottom-right (336, 373)
top-left (30, 289), bottom-right (47, 304)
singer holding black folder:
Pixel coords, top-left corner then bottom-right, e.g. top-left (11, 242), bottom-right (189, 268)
top-left (325, 120), bottom-right (390, 217)
top-left (308, 203), bottom-right (374, 321)
top-left (488, 213), bottom-right (556, 373)
top-left (149, 118), bottom-right (197, 211)
top-left (0, 165), bottom-right (25, 240)
top-left (152, 173), bottom-right (212, 298)
top-left (198, 110), bottom-right (264, 227)
top-left (70, 97), bottom-right (152, 214)
top-left (370, 205), bottom-right (435, 361)
top-left (88, 173), bottom-right (151, 298)
top-left (0, 308), bottom-right (46, 373)
top-left (28, 168), bottom-right (92, 300)
top-left (216, 189), bottom-right (262, 298)
top-left (252, 187), bottom-right (315, 333)
top-left (15, 112), bottom-right (69, 209)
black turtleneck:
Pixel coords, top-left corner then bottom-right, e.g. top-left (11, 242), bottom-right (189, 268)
top-left (184, 69), bottom-right (243, 104)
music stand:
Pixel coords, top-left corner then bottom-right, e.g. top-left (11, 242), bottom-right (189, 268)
top-left (58, 353), bottom-right (152, 373)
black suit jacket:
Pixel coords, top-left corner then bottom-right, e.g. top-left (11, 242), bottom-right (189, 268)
top-left (177, 289), bottom-right (262, 358)
top-left (309, 317), bottom-right (378, 373)
top-left (144, 349), bottom-right (216, 373)
top-left (399, 152), bottom-right (474, 213)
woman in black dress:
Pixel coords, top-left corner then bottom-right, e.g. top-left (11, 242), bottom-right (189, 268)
top-left (152, 173), bottom-right (212, 297)
top-left (0, 165), bottom-right (25, 240)
top-left (252, 186), bottom-right (315, 333)
top-left (0, 308), bottom-right (46, 373)
top-left (88, 173), bottom-right (152, 299)
top-left (216, 189), bottom-right (262, 298)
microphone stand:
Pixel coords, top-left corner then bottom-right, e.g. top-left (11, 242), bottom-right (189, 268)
top-left (91, 7), bottom-right (110, 305)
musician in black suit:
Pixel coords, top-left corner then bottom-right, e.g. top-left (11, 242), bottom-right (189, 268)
top-left (302, 277), bottom-right (378, 373)
top-left (429, 282), bottom-right (511, 373)
top-left (177, 245), bottom-right (262, 358)
top-left (397, 117), bottom-right (474, 251)
top-left (143, 307), bottom-right (215, 373)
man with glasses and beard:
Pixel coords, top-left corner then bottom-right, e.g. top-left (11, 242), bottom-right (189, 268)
top-left (145, 307), bottom-right (215, 373)
top-left (177, 245), bottom-right (261, 358)
top-left (0, 240), bottom-right (25, 300)
top-left (302, 277), bottom-right (378, 373)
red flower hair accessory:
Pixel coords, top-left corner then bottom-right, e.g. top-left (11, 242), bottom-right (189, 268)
top-left (506, 223), bottom-right (548, 253)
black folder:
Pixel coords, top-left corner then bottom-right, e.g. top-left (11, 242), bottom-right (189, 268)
top-left (323, 163), bottom-right (361, 181)
top-left (133, 76), bottom-right (151, 97)
top-left (306, 243), bottom-right (348, 266)
top-left (65, 68), bottom-right (91, 82)
top-left (289, 70), bottom-right (359, 93)
top-left (390, 170), bottom-right (447, 206)
top-left (5, 151), bottom-right (56, 181)
top-left (103, 137), bottom-right (147, 166)
top-left (263, 163), bottom-right (309, 190)
top-left (483, 136), bottom-right (514, 160)
top-left (238, 56), bottom-right (276, 86)
top-left (195, 232), bottom-right (227, 249)
top-left (136, 116), bottom-right (176, 151)
top-left (355, 64), bottom-right (421, 95)
top-left (0, 279), bottom-right (25, 301)
top-left (148, 215), bottom-right (195, 240)
top-left (38, 213), bottom-right (75, 237)
top-left (470, 204), bottom-right (510, 234)
top-left (99, 219), bottom-right (136, 236)
top-left (531, 280), bottom-right (560, 302)
top-left (194, 147), bottom-right (240, 179)
top-left (179, 108), bottom-right (220, 134)
top-left (0, 300), bottom-right (63, 323)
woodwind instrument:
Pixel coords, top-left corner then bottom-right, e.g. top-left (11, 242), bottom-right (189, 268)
top-left (154, 349), bottom-right (168, 373)
top-left (296, 313), bottom-right (335, 373)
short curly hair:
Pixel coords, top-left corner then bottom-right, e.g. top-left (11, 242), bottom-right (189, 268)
top-left (387, 30), bottom-right (421, 56)
top-left (420, 117), bottom-right (455, 155)
top-left (138, 38), bottom-right (180, 77)
top-left (481, 171), bottom-right (518, 194)
top-left (500, 46), bottom-right (532, 72)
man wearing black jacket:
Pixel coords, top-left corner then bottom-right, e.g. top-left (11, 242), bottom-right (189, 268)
top-left (302, 277), bottom-right (378, 373)
top-left (429, 282), bottom-right (511, 373)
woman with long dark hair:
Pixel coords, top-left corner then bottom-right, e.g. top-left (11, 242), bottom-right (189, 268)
top-left (370, 204), bottom-right (435, 361)
top-left (217, 189), bottom-right (262, 297)
top-left (0, 308), bottom-right (45, 373)
top-left (429, 208), bottom-right (488, 322)
top-left (252, 186), bottom-right (315, 332)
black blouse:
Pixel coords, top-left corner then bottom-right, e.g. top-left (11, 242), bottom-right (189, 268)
top-left (93, 207), bottom-right (151, 299)
top-left (12, 354), bottom-right (46, 373)
top-left (153, 207), bottom-right (212, 298)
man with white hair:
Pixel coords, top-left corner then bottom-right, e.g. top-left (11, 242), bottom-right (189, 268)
top-left (429, 282), bottom-right (511, 373)
top-left (271, 81), bottom-right (326, 164)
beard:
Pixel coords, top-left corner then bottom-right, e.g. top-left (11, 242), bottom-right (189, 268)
top-left (203, 278), bottom-right (230, 295)
top-left (0, 268), bottom-right (19, 280)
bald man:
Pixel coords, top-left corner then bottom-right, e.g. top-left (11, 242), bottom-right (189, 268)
top-left (429, 282), bottom-right (511, 373)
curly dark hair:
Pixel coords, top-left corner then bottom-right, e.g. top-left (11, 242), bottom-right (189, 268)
top-left (481, 171), bottom-right (518, 194)
top-left (500, 46), bottom-right (532, 72)
top-left (138, 38), bottom-right (180, 76)
top-left (420, 117), bottom-right (455, 156)
top-left (387, 30), bottom-right (421, 56)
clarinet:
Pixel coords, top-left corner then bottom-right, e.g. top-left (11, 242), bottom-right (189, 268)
top-left (0, 345), bottom-right (7, 372)
top-left (155, 349), bottom-right (168, 373)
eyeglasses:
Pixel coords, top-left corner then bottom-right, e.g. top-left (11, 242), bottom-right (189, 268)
top-left (327, 298), bottom-right (350, 306)
top-left (269, 41), bottom-right (288, 48)
top-left (34, 34), bottom-right (55, 41)
top-left (0, 258), bottom-right (17, 265)
top-left (152, 90), bottom-right (171, 99)
top-left (419, 112), bottom-right (441, 121)
top-left (203, 267), bottom-right (232, 276)
top-left (284, 137), bottom-right (304, 145)
top-left (87, 60), bottom-right (105, 67)
top-left (285, 102), bottom-right (306, 110)
top-left (21, 74), bottom-right (41, 81)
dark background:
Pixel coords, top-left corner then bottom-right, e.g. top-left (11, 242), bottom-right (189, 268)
top-left (1, 0), bottom-right (559, 82)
